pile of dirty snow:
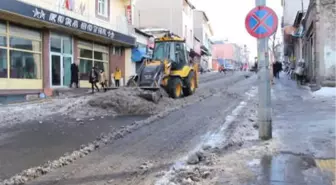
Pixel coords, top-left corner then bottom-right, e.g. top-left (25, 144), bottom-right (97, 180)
top-left (88, 87), bottom-right (217, 116)
top-left (313, 87), bottom-right (336, 98)
top-left (88, 87), bottom-right (170, 115)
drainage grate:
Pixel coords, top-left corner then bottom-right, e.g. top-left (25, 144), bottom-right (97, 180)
top-left (315, 159), bottom-right (335, 185)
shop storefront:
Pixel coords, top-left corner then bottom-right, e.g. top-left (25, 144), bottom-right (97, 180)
top-left (0, 0), bottom-right (136, 96)
top-left (0, 21), bottom-right (43, 90)
top-left (77, 40), bottom-right (109, 88)
top-left (50, 33), bottom-right (73, 87)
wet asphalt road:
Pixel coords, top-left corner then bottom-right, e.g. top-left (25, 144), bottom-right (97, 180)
top-left (0, 115), bottom-right (147, 180)
top-left (0, 71), bottom-right (239, 181)
top-left (25, 72), bottom-right (257, 185)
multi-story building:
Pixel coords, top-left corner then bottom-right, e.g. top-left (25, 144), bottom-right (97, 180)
top-left (133, 0), bottom-right (195, 50)
top-left (0, 0), bottom-right (136, 98)
top-left (212, 41), bottom-right (242, 70)
top-left (300, 0), bottom-right (335, 86)
top-left (193, 10), bottom-right (214, 70)
top-left (281, 0), bottom-right (309, 58)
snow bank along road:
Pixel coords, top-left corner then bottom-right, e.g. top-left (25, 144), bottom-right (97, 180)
top-left (1, 72), bottom-right (255, 185)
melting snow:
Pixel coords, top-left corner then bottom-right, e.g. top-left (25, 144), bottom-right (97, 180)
top-left (313, 87), bottom-right (336, 97)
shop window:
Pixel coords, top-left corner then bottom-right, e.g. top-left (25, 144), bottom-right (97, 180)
top-left (79, 59), bottom-right (92, 80)
top-left (95, 61), bottom-right (108, 73)
top-left (0, 36), bottom-right (6, 46)
top-left (80, 49), bottom-right (93, 59)
top-left (10, 51), bottom-right (40, 79)
top-left (63, 38), bottom-right (72, 54)
top-left (0, 22), bottom-right (41, 79)
top-left (94, 51), bottom-right (108, 61)
top-left (51, 35), bottom-right (72, 54)
top-left (0, 21), bottom-right (6, 33)
top-left (50, 37), bottom-right (61, 53)
top-left (78, 41), bottom-right (108, 80)
top-left (97, 0), bottom-right (109, 18)
top-left (115, 47), bottom-right (123, 56)
top-left (0, 49), bottom-right (7, 78)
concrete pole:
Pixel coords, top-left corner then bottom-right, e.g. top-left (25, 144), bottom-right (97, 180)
top-left (256, 0), bottom-right (272, 140)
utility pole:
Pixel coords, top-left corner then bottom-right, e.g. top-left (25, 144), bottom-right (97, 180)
top-left (256, 0), bottom-right (272, 140)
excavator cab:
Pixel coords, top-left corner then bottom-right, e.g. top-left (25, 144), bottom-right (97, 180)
top-left (152, 39), bottom-right (189, 71)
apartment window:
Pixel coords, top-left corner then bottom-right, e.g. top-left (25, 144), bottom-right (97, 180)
top-left (78, 41), bottom-right (109, 80)
top-left (96, 0), bottom-right (109, 19)
top-left (0, 21), bottom-right (42, 79)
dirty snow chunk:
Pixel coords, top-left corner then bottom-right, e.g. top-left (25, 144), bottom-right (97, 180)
top-left (313, 87), bottom-right (336, 97)
top-left (187, 153), bottom-right (200, 165)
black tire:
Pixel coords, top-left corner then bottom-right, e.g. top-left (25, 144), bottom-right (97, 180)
top-left (183, 71), bottom-right (196, 96)
top-left (167, 77), bottom-right (183, 98)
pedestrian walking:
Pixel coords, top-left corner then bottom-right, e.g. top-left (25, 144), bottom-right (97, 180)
top-left (114, 67), bottom-right (122, 87)
top-left (89, 66), bottom-right (99, 93)
top-left (295, 59), bottom-right (305, 85)
top-left (254, 62), bottom-right (258, 73)
top-left (99, 69), bottom-right (107, 92)
top-left (272, 62), bottom-right (277, 78)
top-left (275, 61), bottom-right (282, 79)
top-left (70, 63), bottom-right (79, 88)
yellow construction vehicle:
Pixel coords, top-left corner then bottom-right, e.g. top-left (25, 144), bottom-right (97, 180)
top-left (127, 32), bottom-right (199, 103)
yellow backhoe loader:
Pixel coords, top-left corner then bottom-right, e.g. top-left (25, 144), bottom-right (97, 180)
top-left (127, 32), bottom-right (199, 103)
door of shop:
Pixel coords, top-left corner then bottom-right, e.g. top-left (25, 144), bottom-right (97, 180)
top-left (50, 34), bottom-right (73, 88)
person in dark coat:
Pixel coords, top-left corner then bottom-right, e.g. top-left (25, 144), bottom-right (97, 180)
top-left (89, 66), bottom-right (99, 94)
top-left (275, 61), bottom-right (282, 79)
top-left (70, 63), bottom-right (79, 88)
top-left (273, 62), bottom-right (277, 78)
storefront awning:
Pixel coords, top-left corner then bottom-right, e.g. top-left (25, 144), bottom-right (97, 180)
top-left (0, 0), bottom-right (136, 46)
top-left (131, 47), bottom-right (151, 62)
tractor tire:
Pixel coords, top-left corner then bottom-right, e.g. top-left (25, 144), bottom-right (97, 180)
top-left (167, 77), bottom-right (183, 98)
top-left (183, 71), bottom-right (196, 96)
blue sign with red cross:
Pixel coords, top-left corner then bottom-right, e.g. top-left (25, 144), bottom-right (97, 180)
top-left (245, 6), bottom-right (278, 39)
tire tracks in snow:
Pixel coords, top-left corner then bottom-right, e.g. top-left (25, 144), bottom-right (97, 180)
top-left (0, 73), bottom-right (252, 185)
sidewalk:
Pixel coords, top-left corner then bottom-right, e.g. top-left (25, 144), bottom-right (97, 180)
top-left (252, 74), bottom-right (336, 185)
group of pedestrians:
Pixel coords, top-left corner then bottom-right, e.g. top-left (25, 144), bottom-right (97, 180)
top-left (69, 63), bottom-right (122, 94)
top-left (89, 66), bottom-right (122, 94)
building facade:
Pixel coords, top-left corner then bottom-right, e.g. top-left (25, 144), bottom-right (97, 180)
top-left (212, 41), bottom-right (242, 70)
top-left (283, 0), bottom-right (336, 86)
top-left (282, 0), bottom-right (309, 58)
top-left (133, 0), bottom-right (195, 50)
top-left (193, 10), bottom-right (214, 70)
top-left (0, 0), bottom-right (136, 96)
top-left (302, 0), bottom-right (336, 85)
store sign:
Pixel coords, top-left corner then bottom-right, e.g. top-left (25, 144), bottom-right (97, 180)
top-left (32, 8), bottom-right (116, 38)
top-left (0, 0), bottom-right (136, 45)
top-left (126, 5), bottom-right (132, 24)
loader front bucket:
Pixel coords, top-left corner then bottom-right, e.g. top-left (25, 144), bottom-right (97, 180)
top-left (138, 87), bottom-right (161, 103)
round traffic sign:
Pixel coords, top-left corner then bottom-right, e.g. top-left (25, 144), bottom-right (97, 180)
top-left (245, 6), bottom-right (278, 39)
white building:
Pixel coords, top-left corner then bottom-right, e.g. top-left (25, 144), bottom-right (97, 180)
top-left (133, 0), bottom-right (195, 50)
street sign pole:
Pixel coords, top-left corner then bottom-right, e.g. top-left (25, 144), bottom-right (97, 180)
top-left (256, 0), bottom-right (272, 140)
top-left (245, 1), bottom-right (277, 140)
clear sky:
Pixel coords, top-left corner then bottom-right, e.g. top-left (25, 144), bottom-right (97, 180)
top-left (192, 0), bottom-right (283, 60)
